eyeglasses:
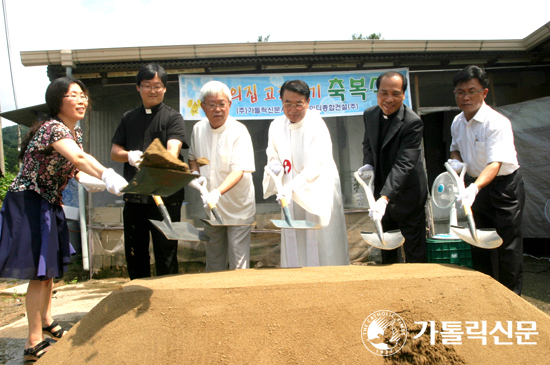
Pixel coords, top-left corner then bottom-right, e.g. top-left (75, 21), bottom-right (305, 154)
top-left (140, 84), bottom-right (165, 91)
top-left (204, 102), bottom-right (229, 111)
top-left (453, 88), bottom-right (485, 98)
top-left (64, 94), bottom-right (89, 102)
top-left (282, 102), bottom-right (306, 110)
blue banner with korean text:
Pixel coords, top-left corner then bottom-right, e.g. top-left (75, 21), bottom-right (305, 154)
top-left (179, 68), bottom-right (411, 120)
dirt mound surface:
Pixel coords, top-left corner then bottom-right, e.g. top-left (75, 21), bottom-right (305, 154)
top-left (37, 265), bottom-right (550, 365)
top-left (141, 138), bottom-right (208, 171)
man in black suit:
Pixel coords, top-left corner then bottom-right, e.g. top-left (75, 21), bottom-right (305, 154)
top-left (358, 71), bottom-right (427, 263)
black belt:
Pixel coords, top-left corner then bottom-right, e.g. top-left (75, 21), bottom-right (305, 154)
top-left (123, 195), bottom-right (182, 207)
top-left (124, 194), bottom-right (153, 204)
top-left (493, 170), bottom-right (517, 181)
top-left (467, 169), bottom-right (517, 182)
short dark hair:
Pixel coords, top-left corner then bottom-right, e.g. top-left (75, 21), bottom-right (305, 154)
top-left (280, 80), bottom-right (310, 100)
top-left (136, 63), bottom-right (167, 87)
top-left (376, 71), bottom-right (407, 92)
top-left (453, 65), bottom-right (490, 89)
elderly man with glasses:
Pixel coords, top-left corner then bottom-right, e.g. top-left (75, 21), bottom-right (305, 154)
top-left (188, 81), bottom-right (256, 271)
top-left (449, 65), bottom-right (525, 295)
top-left (111, 63), bottom-right (188, 280)
top-left (263, 80), bottom-right (349, 268)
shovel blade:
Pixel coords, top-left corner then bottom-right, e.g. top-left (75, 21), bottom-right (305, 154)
top-left (122, 166), bottom-right (196, 197)
top-left (360, 229), bottom-right (405, 250)
top-left (200, 218), bottom-right (256, 227)
top-left (270, 219), bottom-right (321, 230)
top-left (465, 211), bottom-right (480, 244)
top-left (209, 206), bottom-right (225, 225)
top-left (150, 219), bottom-right (209, 241)
top-left (373, 219), bottom-right (386, 246)
top-left (450, 225), bottom-right (502, 249)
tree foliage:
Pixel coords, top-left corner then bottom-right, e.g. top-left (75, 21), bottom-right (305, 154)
top-left (352, 32), bottom-right (382, 40)
top-left (2, 125), bottom-right (28, 174)
top-left (0, 171), bottom-right (16, 203)
top-left (257, 35), bottom-right (270, 42)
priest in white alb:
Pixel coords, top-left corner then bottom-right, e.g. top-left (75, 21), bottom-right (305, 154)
top-left (263, 80), bottom-right (349, 267)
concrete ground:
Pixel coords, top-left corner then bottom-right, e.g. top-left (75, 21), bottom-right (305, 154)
top-left (0, 278), bottom-right (128, 365)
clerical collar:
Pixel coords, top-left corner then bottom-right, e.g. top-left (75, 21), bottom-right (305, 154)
top-left (143, 103), bottom-right (162, 115)
top-left (381, 109), bottom-right (399, 121)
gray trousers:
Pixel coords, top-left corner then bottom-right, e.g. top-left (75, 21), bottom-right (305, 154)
top-left (204, 224), bottom-right (252, 271)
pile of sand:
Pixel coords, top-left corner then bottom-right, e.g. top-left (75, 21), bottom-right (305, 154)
top-left (141, 138), bottom-right (208, 171)
top-left (38, 264), bottom-right (550, 364)
top-left (122, 138), bottom-right (209, 196)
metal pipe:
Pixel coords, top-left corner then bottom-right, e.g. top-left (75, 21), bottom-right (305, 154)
top-left (66, 65), bottom-right (90, 272)
top-left (78, 177), bottom-right (89, 271)
top-left (2, 0), bottom-right (18, 109)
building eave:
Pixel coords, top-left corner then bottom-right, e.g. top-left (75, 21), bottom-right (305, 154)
top-left (20, 22), bottom-right (550, 68)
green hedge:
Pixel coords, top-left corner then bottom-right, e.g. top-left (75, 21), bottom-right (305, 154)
top-left (0, 172), bottom-right (16, 206)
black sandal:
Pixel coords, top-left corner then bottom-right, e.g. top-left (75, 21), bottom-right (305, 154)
top-left (42, 320), bottom-right (67, 341)
top-left (23, 340), bottom-right (51, 361)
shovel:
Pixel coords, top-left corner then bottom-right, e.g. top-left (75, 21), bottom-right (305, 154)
top-left (150, 195), bottom-right (209, 241)
top-left (353, 171), bottom-right (405, 250)
top-left (122, 166), bottom-right (196, 197)
top-left (444, 162), bottom-right (502, 249)
top-left (265, 167), bottom-right (321, 230)
top-left (121, 138), bottom-right (199, 197)
top-left (190, 176), bottom-right (255, 227)
top-left (200, 205), bottom-right (255, 227)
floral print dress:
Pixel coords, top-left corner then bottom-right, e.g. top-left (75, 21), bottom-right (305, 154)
top-left (0, 118), bottom-right (82, 280)
top-left (9, 118), bottom-right (83, 205)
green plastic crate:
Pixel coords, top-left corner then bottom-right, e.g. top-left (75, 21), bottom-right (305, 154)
top-left (427, 236), bottom-right (473, 269)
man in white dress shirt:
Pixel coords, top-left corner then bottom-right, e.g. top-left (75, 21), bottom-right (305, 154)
top-left (449, 65), bottom-right (525, 295)
top-left (188, 81), bottom-right (255, 271)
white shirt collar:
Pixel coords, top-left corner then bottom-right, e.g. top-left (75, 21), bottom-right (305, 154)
top-left (468, 102), bottom-right (490, 125)
top-left (210, 117), bottom-right (230, 133)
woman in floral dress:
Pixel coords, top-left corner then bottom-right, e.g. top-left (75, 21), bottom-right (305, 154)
top-left (0, 77), bottom-right (128, 361)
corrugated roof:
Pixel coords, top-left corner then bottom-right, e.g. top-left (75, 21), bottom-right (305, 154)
top-left (45, 50), bottom-right (545, 82)
top-left (17, 21), bottom-right (549, 82)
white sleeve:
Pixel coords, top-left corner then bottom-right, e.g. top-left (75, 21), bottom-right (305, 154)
top-left (262, 122), bottom-right (279, 199)
top-left (230, 125), bottom-right (255, 173)
top-left (449, 116), bottom-right (461, 153)
top-left (188, 125), bottom-right (197, 161)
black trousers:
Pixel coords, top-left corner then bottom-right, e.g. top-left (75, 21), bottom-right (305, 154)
top-left (468, 170), bottom-right (525, 295)
top-left (381, 206), bottom-right (427, 264)
top-left (122, 202), bottom-right (181, 280)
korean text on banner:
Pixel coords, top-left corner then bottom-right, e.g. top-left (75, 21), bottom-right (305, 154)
top-left (179, 69), bottom-right (412, 121)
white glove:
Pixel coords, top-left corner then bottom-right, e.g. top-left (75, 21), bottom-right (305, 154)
top-left (447, 159), bottom-right (464, 174)
top-left (275, 185), bottom-right (293, 205)
top-left (79, 173), bottom-right (106, 193)
top-left (457, 184), bottom-right (479, 208)
top-left (368, 197), bottom-right (388, 221)
top-left (200, 192), bottom-right (209, 207)
top-left (358, 164), bottom-right (374, 182)
top-left (268, 160), bottom-right (283, 175)
top-left (205, 188), bottom-right (221, 208)
top-left (188, 171), bottom-right (206, 190)
top-left (128, 150), bottom-right (143, 168)
top-left (101, 168), bottom-right (128, 196)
